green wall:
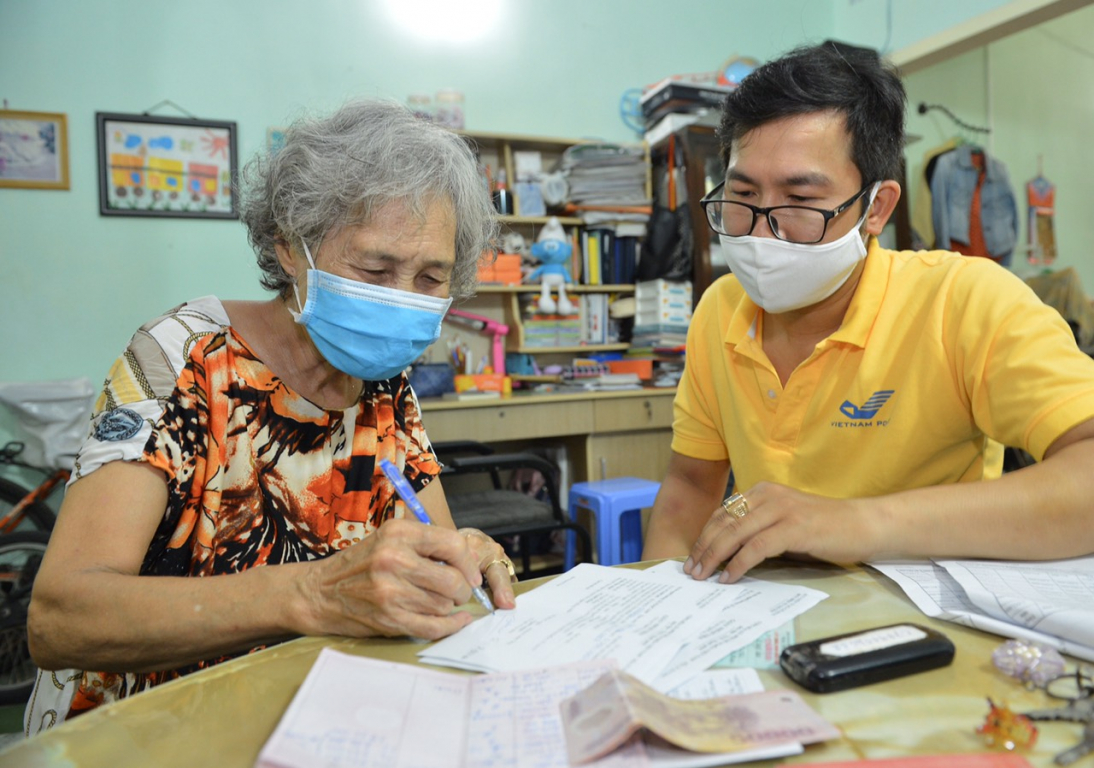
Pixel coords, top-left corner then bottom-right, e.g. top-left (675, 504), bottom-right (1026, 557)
top-left (0, 0), bottom-right (833, 387)
top-left (0, 0), bottom-right (1022, 447)
top-left (833, 0), bottom-right (1029, 54)
top-left (903, 3), bottom-right (1094, 289)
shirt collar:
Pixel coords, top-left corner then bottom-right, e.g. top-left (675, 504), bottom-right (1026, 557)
top-left (828, 237), bottom-right (888, 348)
top-left (953, 144), bottom-right (1000, 180)
top-left (724, 283), bottom-right (760, 350)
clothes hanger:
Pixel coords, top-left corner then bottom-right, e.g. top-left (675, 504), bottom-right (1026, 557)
top-left (917, 103), bottom-right (990, 152)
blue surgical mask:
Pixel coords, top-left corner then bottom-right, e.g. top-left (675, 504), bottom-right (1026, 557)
top-left (290, 241), bottom-right (453, 381)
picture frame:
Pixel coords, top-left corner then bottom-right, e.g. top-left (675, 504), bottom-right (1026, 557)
top-left (96, 111), bottom-right (238, 219)
top-left (0, 110), bottom-right (70, 190)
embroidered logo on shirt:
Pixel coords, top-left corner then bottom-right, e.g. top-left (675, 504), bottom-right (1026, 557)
top-left (838, 390), bottom-right (895, 420)
top-left (94, 407), bottom-right (144, 441)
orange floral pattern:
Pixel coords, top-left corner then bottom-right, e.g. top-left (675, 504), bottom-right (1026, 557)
top-left (66, 305), bottom-right (439, 718)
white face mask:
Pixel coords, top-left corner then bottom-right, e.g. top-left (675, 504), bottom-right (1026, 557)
top-left (718, 184), bottom-right (879, 314)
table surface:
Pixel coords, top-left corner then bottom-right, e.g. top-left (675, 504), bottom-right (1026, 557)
top-left (3, 560), bottom-right (1082, 767)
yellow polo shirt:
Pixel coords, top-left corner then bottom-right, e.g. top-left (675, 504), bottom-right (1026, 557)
top-left (673, 240), bottom-right (1094, 497)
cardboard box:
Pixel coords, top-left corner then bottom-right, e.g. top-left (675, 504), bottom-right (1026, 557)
top-left (607, 358), bottom-right (654, 380)
top-left (637, 309), bottom-right (692, 327)
top-left (636, 279), bottom-right (693, 300)
top-left (453, 374), bottom-right (511, 394)
top-left (478, 253), bottom-right (523, 285)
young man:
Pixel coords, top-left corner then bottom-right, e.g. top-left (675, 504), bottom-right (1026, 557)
top-left (641, 42), bottom-right (1094, 583)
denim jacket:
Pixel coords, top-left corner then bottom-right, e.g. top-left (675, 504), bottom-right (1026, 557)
top-left (929, 145), bottom-right (1017, 264)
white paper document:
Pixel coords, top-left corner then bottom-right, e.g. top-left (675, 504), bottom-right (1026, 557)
top-left (255, 649), bottom-right (801, 768)
top-left (256, 649), bottom-right (641, 768)
top-left (630, 562), bottom-right (826, 692)
top-left (419, 562), bottom-right (827, 692)
top-left (870, 556), bottom-right (1094, 661)
top-left (667, 668), bottom-right (764, 700)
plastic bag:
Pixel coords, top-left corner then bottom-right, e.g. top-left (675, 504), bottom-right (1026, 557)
top-left (637, 203), bottom-right (693, 282)
top-left (0, 377), bottom-right (95, 471)
top-left (638, 133), bottom-right (693, 282)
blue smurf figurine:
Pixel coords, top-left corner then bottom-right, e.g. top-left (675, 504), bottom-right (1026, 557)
top-left (527, 216), bottom-right (574, 314)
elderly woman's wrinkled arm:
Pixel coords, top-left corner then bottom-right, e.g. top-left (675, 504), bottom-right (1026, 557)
top-left (27, 461), bottom-right (490, 673)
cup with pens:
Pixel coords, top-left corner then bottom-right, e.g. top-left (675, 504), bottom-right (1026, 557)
top-left (447, 337), bottom-right (473, 375)
top-left (446, 336), bottom-right (511, 396)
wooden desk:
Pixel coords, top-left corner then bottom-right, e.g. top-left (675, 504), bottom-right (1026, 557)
top-left (4, 561), bottom-right (1082, 767)
top-left (420, 388), bottom-right (676, 483)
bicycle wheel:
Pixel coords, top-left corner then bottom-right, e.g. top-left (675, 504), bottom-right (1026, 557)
top-left (0, 530), bottom-right (49, 705)
top-left (0, 477), bottom-right (56, 532)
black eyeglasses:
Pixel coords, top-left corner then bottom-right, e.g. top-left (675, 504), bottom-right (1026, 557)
top-left (700, 181), bottom-right (873, 244)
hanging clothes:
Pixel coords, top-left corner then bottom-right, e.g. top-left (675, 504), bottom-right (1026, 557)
top-left (1026, 175), bottom-right (1057, 267)
top-left (1024, 268), bottom-right (1094, 348)
top-left (930, 144), bottom-right (1018, 266)
top-left (910, 138), bottom-right (959, 250)
top-left (947, 150), bottom-right (990, 259)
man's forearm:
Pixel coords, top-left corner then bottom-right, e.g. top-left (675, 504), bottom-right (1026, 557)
top-left (642, 453), bottom-right (730, 560)
top-left (866, 437), bottom-right (1094, 562)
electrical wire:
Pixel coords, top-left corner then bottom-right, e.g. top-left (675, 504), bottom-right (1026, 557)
top-left (881, 0), bottom-right (893, 55)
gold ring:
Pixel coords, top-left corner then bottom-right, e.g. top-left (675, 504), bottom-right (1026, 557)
top-left (485, 558), bottom-right (518, 583)
top-left (721, 493), bottom-right (749, 520)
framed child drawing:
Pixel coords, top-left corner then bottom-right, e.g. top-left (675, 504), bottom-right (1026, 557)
top-left (96, 112), bottom-right (238, 218)
top-left (0, 110), bottom-right (70, 190)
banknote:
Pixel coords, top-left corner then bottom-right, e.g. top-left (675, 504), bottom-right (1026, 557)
top-left (560, 669), bottom-right (840, 764)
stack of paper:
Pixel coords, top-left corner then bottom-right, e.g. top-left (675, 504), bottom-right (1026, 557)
top-left (419, 561), bottom-right (827, 693)
top-left (558, 372), bottom-right (644, 392)
top-left (256, 563), bottom-right (832, 768)
top-left (256, 649), bottom-right (810, 768)
top-left (870, 555), bottom-right (1094, 660)
top-left (558, 143), bottom-right (650, 214)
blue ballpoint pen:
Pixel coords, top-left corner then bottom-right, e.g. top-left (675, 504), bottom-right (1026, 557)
top-left (378, 459), bottom-right (496, 614)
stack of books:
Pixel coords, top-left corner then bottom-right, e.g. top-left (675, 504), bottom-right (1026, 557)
top-left (579, 222), bottom-right (645, 285)
top-left (639, 79), bottom-right (735, 128)
top-left (520, 295), bottom-right (620, 347)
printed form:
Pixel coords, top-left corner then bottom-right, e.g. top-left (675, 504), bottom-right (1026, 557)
top-left (418, 562), bottom-right (827, 692)
top-left (870, 556), bottom-right (1094, 660)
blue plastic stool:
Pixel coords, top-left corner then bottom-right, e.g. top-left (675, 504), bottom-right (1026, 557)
top-left (566, 477), bottom-right (661, 569)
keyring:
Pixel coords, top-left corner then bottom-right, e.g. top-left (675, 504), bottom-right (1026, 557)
top-left (1046, 667), bottom-right (1094, 701)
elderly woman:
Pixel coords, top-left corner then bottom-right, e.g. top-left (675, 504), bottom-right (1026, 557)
top-left (25, 101), bottom-right (514, 732)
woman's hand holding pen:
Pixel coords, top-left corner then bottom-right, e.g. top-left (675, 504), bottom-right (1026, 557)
top-left (295, 519), bottom-right (487, 641)
top-left (458, 527), bottom-right (517, 610)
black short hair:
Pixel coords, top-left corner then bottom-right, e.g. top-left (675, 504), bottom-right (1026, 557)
top-left (718, 41), bottom-right (906, 185)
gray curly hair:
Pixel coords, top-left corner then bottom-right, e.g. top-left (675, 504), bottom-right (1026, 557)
top-left (239, 100), bottom-right (497, 299)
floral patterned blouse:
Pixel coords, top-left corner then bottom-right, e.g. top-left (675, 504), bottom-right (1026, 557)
top-left (25, 296), bottom-right (440, 733)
